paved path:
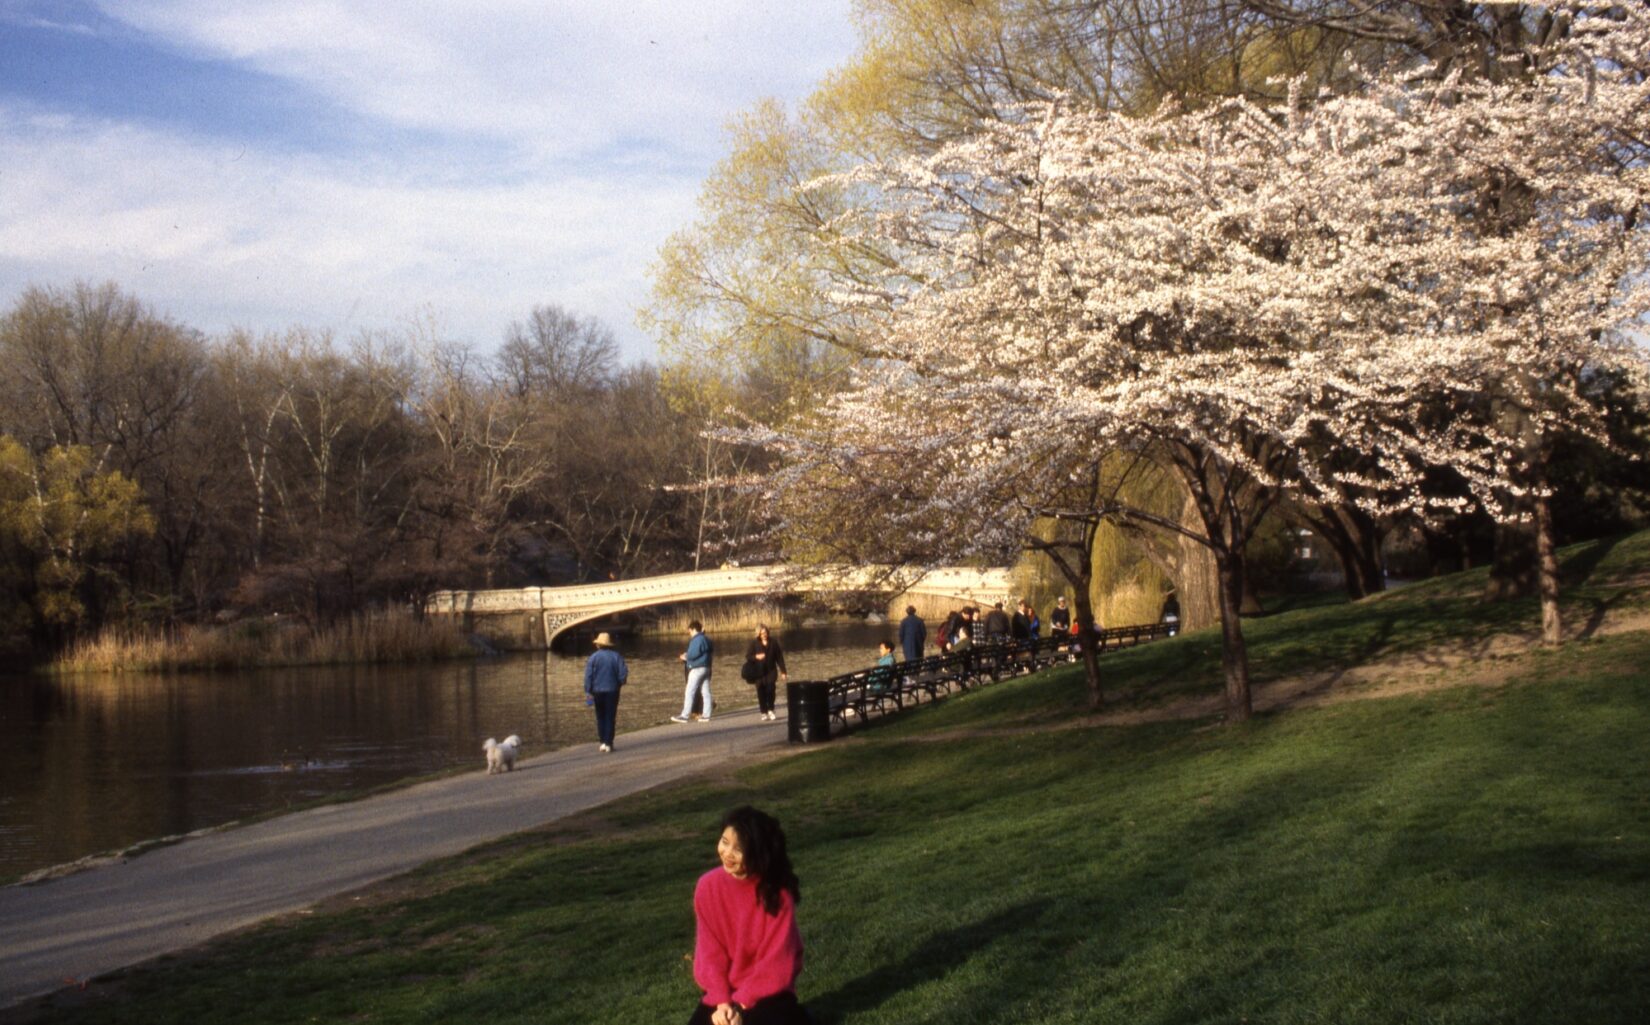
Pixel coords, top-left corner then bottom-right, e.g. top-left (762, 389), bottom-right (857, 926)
top-left (0, 707), bottom-right (799, 1010)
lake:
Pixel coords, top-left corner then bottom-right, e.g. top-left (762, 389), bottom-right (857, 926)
top-left (0, 620), bottom-right (890, 880)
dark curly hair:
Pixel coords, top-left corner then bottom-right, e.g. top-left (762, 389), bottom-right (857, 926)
top-left (721, 806), bottom-right (800, 916)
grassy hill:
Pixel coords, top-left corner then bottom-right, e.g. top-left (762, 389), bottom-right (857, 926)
top-left (12, 534), bottom-right (1650, 1025)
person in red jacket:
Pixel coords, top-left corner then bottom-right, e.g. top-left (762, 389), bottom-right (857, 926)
top-left (690, 806), bottom-right (811, 1025)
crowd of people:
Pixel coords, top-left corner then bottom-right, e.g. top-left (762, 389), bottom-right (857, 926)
top-left (919, 595), bottom-right (1088, 658)
top-left (582, 597), bottom-right (1089, 753)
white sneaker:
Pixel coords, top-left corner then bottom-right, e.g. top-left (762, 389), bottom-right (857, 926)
top-left (598, 743), bottom-right (611, 753)
top-left (700, 715), bottom-right (712, 722)
top-left (670, 715), bottom-right (689, 723)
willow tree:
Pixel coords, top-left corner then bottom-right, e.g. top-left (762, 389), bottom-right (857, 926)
top-left (0, 437), bottom-right (154, 639)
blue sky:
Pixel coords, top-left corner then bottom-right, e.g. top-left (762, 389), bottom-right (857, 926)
top-left (0, 1), bottom-right (857, 360)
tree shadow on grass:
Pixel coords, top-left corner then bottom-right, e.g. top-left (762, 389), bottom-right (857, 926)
top-left (1559, 533), bottom-right (1624, 587)
top-left (805, 900), bottom-right (1051, 1024)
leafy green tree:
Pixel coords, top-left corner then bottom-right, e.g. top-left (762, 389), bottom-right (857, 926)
top-left (0, 436), bottom-right (154, 641)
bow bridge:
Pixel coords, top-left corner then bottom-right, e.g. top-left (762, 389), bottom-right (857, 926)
top-left (425, 565), bottom-right (1014, 649)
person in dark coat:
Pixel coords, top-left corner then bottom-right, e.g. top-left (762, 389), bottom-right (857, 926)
top-left (745, 624), bottom-right (789, 721)
top-left (898, 605), bottom-right (925, 663)
top-left (982, 601), bottom-right (1010, 642)
top-left (1010, 600), bottom-right (1031, 642)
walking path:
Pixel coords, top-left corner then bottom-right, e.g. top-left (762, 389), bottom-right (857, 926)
top-left (0, 706), bottom-right (799, 1010)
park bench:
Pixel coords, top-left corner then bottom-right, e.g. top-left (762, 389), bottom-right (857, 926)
top-left (903, 653), bottom-right (963, 701)
top-left (799, 620), bottom-right (1178, 741)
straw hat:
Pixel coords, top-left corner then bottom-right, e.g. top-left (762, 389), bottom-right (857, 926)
top-left (592, 631), bottom-right (615, 648)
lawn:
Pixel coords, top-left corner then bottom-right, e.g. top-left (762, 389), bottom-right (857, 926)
top-left (10, 535), bottom-right (1650, 1025)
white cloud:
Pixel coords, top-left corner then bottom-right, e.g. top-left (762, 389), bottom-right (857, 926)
top-left (0, 102), bottom-right (702, 357)
top-left (94, 1), bottom-right (855, 159)
top-left (0, 2), bottom-right (860, 358)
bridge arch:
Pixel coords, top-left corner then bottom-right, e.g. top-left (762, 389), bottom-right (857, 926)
top-left (425, 565), bottom-right (1013, 649)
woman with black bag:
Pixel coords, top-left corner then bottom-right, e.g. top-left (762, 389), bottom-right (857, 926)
top-left (742, 623), bottom-right (788, 722)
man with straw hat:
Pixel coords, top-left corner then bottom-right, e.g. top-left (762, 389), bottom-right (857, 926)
top-left (583, 632), bottom-right (628, 753)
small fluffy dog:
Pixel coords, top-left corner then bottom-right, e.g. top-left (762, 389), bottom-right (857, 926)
top-left (483, 735), bottom-right (522, 774)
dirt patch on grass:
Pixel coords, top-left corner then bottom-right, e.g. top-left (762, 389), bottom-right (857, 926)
top-left (920, 606), bottom-right (1650, 739)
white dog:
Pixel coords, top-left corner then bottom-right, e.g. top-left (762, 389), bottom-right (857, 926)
top-left (483, 735), bottom-right (522, 774)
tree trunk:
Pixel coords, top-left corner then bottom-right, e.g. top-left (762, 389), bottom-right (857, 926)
top-left (1534, 491), bottom-right (1562, 646)
top-left (1072, 569), bottom-right (1105, 710)
top-left (1214, 547), bottom-right (1253, 722)
top-left (1308, 504), bottom-right (1386, 599)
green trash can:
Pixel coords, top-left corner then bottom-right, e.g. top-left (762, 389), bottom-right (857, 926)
top-left (787, 681), bottom-right (832, 744)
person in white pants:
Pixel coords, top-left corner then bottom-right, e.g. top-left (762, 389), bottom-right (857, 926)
top-left (673, 620), bottom-right (714, 722)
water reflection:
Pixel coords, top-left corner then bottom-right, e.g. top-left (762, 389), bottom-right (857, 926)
top-left (0, 621), bottom-right (891, 879)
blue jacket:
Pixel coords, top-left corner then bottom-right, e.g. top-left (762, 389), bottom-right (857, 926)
top-left (899, 613), bottom-right (926, 662)
top-left (685, 631), bottom-right (713, 671)
top-left (584, 648), bottom-right (628, 695)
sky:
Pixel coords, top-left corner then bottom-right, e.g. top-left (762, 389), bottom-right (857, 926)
top-left (0, 0), bottom-right (858, 361)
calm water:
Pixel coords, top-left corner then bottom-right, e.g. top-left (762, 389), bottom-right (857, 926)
top-left (0, 621), bottom-right (889, 880)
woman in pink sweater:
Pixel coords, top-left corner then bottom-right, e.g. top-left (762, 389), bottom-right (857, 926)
top-left (689, 806), bottom-right (811, 1025)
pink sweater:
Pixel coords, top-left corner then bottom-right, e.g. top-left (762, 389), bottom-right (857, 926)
top-left (692, 867), bottom-right (803, 1008)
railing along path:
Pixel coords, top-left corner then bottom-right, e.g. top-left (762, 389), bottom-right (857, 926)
top-left (787, 622), bottom-right (1177, 743)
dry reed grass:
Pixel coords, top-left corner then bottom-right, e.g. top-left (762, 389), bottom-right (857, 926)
top-left (53, 612), bottom-right (474, 673)
top-left (642, 599), bottom-right (798, 636)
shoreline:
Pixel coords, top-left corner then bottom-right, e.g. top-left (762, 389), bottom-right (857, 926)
top-left (0, 702), bottom-right (723, 888)
top-left (34, 607), bottom-right (897, 675)
top-left (40, 612), bottom-right (478, 675)
top-left (0, 704), bottom-right (802, 1010)
top-left (1, 762), bottom-right (477, 889)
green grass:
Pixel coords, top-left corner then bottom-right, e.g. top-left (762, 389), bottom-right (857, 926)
top-left (15, 534), bottom-right (1650, 1025)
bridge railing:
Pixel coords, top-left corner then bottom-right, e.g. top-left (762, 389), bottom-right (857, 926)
top-left (787, 622), bottom-right (1178, 743)
top-left (424, 565), bottom-right (1020, 647)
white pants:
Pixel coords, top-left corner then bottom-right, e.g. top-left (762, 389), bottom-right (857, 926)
top-left (680, 666), bottom-right (712, 718)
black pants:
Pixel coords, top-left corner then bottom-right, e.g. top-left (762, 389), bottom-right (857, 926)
top-left (591, 691), bottom-right (618, 747)
top-left (756, 679), bottom-right (778, 714)
top-left (688, 992), bottom-right (812, 1025)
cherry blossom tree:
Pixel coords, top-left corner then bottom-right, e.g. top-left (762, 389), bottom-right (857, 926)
top-left (751, 5), bottom-right (1650, 720)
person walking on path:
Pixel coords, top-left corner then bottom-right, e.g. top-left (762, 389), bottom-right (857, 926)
top-left (583, 631), bottom-right (628, 752)
top-left (745, 624), bottom-right (788, 722)
top-left (675, 620), bottom-right (715, 723)
top-left (689, 806), bottom-right (812, 1025)
top-left (898, 605), bottom-right (925, 663)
